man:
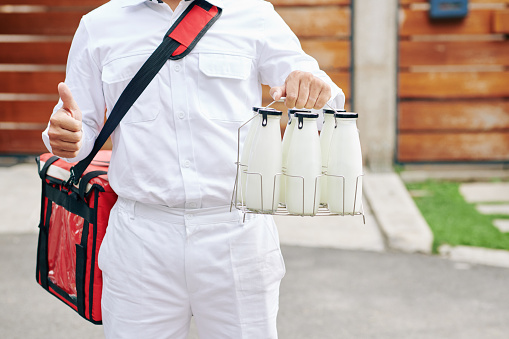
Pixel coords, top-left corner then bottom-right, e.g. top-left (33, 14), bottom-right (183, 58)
top-left (43, 0), bottom-right (345, 338)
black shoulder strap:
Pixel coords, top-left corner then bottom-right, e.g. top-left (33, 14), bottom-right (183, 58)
top-left (38, 155), bottom-right (59, 180)
top-left (68, 0), bottom-right (221, 185)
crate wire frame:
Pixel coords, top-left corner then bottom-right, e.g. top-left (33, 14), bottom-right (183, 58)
top-left (230, 106), bottom-right (365, 224)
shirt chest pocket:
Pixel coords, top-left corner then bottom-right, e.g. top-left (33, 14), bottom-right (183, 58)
top-left (102, 53), bottom-right (161, 124)
top-left (197, 53), bottom-right (253, 122)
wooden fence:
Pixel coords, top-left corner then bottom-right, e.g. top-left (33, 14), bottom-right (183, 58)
top-left (398, 0), bottom-right (509, 163)
top-left (0, 0), bottom-right (352, 155)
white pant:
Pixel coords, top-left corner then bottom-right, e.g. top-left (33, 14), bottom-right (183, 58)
top-left (98, 197), bottom-right (285, 339)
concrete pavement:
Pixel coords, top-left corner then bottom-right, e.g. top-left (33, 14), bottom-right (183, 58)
top-left (2, 160), bottom-right (509, 338)
top-left (0, 161), bottom-right (429, 255)
top-left (2, 234), bottom-right (509, 339)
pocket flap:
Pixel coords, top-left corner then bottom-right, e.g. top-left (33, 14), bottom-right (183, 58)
top-left (199, 53), bottom-right (251, 80)
top-left (102, 53), bottom-right (151, 84)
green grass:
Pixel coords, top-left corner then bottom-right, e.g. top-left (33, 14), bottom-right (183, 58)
top-left (405, 180), bottom-right (509, 253)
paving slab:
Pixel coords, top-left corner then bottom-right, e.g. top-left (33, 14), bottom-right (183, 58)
top-left (476, 204), bottom-right (509, 215)
top-left (439, 245), bottom-right (509, 269)
top-left (493, 219), bottom-right (509, 233)
top-left (363, 172), bottom-right (433, 253)
top-left (0, 162), bottom-right (41, 234)
top-left (274, 197), bottom-right (385, 252)
top-left (400, 169), bottom-right (509, 183)
top-left (459, 182), bottom-right (509, 203)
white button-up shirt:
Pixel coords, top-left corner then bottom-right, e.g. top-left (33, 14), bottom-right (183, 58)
top-left (42, 0), bottom-right (345, 209)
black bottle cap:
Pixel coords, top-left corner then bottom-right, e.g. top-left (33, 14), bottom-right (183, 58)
top-left (293, 112), bottom-right (319, 119)
top-left (323, 109), bottom-right (346, 115)
top-left (335, 112), bottom-right (359, 119)
top-left (288, 109), bottom-right (312, 115)
top-left (258, 108), bottom-right (283, 116)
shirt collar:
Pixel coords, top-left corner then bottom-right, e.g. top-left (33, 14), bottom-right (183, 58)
top-left (121, 0), bottom-right (223, 8)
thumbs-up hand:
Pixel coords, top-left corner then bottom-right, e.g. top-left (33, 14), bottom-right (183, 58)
top-left (48, 82), bottom-right (83, 158)
top-left (270, 70), bottom-right (331, 109)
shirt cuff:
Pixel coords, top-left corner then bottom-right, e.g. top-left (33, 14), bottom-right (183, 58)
top-left (327, 83), bottom-right (346, 111)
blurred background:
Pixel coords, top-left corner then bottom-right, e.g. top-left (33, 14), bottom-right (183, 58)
top-left (0, 0), bottom-right (508, 167)
top-left (1, 0), bottom-right (509, 338)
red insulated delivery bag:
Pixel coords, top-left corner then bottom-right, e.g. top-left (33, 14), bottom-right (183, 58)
top-left (36, 151), bottom-right (117, 324)
top-left (34, 0), bottom-right (222, 324)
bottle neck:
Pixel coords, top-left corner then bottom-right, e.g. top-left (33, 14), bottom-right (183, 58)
top-left (296, 117), bottom-right (318, 130)
top-left (336, 118), bottom-right (357, 124)
top-left (324, 114), bottom-right (335, 123)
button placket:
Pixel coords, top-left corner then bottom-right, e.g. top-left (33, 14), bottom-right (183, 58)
top-left (170, 58), bottom-right (202, 208)
top-left (186, 202), bottom-right (198, 209)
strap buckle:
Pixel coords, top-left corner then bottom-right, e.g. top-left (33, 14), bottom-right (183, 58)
top-left (66, 167), bottom-right (79, 187)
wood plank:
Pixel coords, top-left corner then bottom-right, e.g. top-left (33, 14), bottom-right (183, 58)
top-left (0, 71), bottom-right (64, 94)
top-left (0, 41), bottom-right (70, 64)
top-left (0, 129), bottom-right (47, 154)
top-left (0, 9), bottom-right (351, 37)
top-left (0, 127), bottom-right (111, 155)
top-left (1, 0), bottom-right (351, 6)
top-left (270, 0), bottom-right (350, 5)
top-left (2, 71), bottom-right (349, 100)
top-left (276, 7), bottom-right (351, 38)
top-left (399, 101), bottom-right (509, 131)
top-left (0, 12), bottom-right (83, 35)
top-left (0, 101), bottom-right (54, 123)
top-left (300, 40), bottom-right (350, 70)
top-left (493, 10), bottom-right (509, 33)
top-left (329, 72), bottom-right (350, 99)
top-left (399, 72), bottom-right (509, 99)
top-left (398, 132), bottom-right (509, 162)
top-left (399, 40), bottom-right (509, 67)
top-left (0, 0), bottom-right (351, 6)
top-left (399, 9), bottom-right (493, 36)
top-left (0, 0), bottom-right (105, 5)
top-left (400, 0), bottom-right (509, 4)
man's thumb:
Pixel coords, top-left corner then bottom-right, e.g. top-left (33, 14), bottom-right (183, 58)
top-left (58, 82), bottom-right (81, 121)
top-left (270, 85), bottom-right (286, 101)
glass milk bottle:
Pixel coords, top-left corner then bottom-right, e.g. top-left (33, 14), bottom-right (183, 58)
top-left (279, 109), bottom-right (298, 205)
top-left (245, 108), bottom-right (283, 212)
top-left (238, 107), bottom-right (261, 203)
top-left (319, 109), bottom-right (344, 205)
top-left (327, 112), bottom-right (363, 214)
top-left (285, 111), bottom-right (321, 216)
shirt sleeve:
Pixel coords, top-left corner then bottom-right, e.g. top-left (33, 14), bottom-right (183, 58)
top-left (257, 3), bottom-right (346, 110)
top-left (42, 18), bottom-right (105, 162)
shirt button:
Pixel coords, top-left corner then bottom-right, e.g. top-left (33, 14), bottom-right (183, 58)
top-left (187, 202), bottom-right (197, 208)
top-left (178, 111), bottom-right (185, 119)
top-left (174, 64), bottom-right (181, 72)
top-left (185, 214), bottom-right (194, 220)
top-left (183, 160), bottom-right (191, 168)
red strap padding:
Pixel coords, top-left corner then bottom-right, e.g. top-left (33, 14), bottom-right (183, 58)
top-left (173, 44), bottom-right (187, 56)
top-left (169, 5), bottom-right (219, 56)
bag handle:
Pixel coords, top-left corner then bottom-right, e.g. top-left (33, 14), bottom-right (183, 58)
top-left (68, 0), bottom-right (222, 185)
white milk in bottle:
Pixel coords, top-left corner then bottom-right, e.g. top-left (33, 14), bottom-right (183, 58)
top-left (319, 109), bottom-right (344, 205)
top-left (285, 111), bottom-right (321, 215)
top-left (238, 107), bottom-right (261, 204)
top-left (245, 108), bottom-right (283, 212)
top-left (327, 112), bottom-right (363, 214)
top-left (279, 110), bottom-right (296, 205)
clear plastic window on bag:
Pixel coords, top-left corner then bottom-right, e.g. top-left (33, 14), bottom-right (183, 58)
top-left (47, 202), bottom-right (84, 298)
